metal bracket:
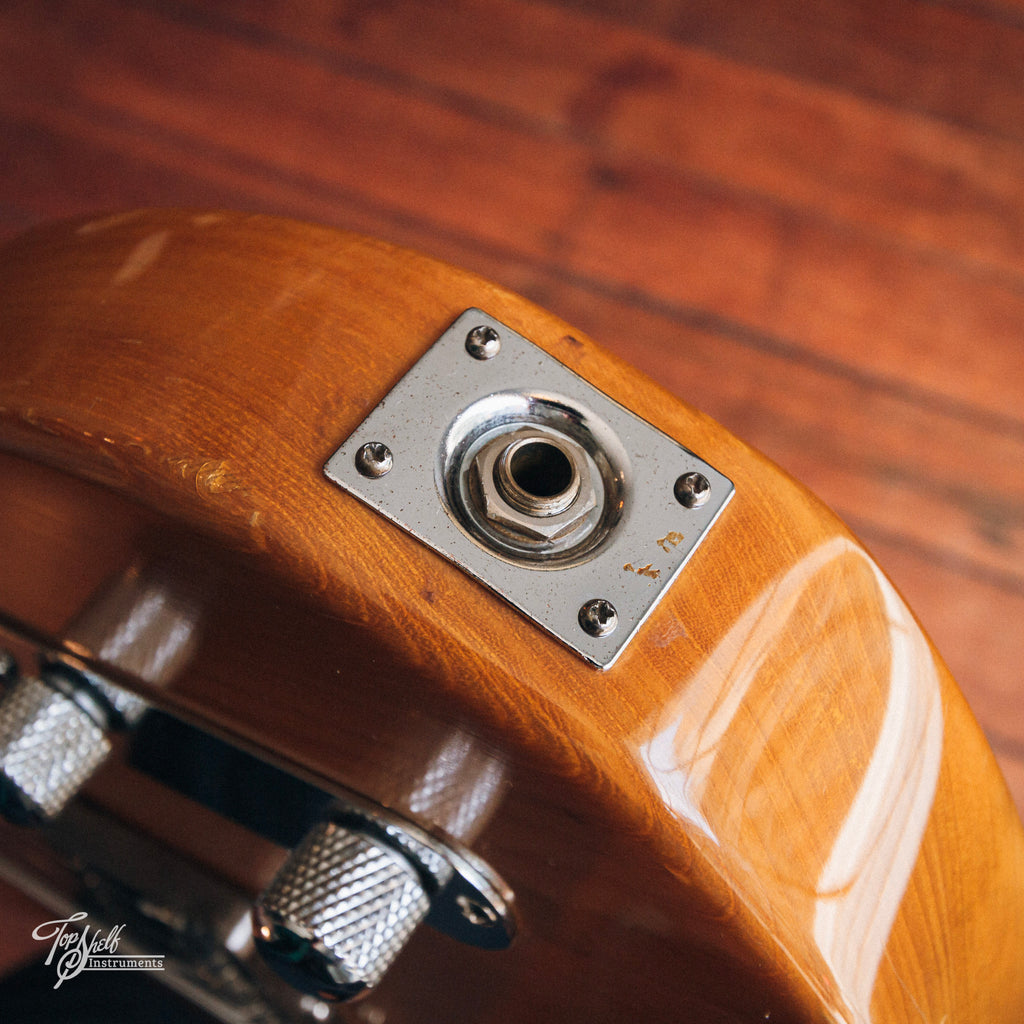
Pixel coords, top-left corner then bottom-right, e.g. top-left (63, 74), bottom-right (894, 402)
top-left (325, 309), bottom-right (733, 668)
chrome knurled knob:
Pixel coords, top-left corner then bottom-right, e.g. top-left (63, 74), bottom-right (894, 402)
top-left (0, 656), bottom-right (148, 824)
top-left (253, 820), bottom-right (432, 1001)
top-left (0, 674), bottom-right (112, 823)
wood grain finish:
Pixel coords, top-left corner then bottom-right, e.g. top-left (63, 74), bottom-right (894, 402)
top-left (0, 210), bottom-right (1021, 1022)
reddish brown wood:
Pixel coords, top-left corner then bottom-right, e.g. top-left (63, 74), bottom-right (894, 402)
top-left (554, 0), bottom-right (1024, 143)
top-left (194, 0), bottom-right (1024, 279)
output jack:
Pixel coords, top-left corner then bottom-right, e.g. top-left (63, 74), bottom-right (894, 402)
top-left (438, 391), bottom-right (629, 568)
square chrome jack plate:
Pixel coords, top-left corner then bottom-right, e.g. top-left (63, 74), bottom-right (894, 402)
top-left (325, 310), bottom-right (733, 668)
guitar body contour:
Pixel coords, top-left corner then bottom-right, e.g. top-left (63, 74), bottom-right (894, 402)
top-left (0, 209), bottom-right (1021, 1022)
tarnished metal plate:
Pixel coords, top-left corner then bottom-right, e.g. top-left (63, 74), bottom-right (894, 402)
top-left (324, 309), bottom-right (733, 668)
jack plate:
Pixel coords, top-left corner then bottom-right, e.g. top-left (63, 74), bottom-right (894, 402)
top-left (325, 310), bottom-right (733, 668)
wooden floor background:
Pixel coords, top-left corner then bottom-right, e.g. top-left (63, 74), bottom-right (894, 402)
top-left (1, 0), bottom-right (1022, 982)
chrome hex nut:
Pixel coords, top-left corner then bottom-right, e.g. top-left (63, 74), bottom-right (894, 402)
top-left (470, 429), bottom-right (600, 544)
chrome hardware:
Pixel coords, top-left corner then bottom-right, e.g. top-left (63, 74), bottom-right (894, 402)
top-left (0, 658), bottom-right (144, 823)
top-left (0, 676), bottom-right (514, 1022)
top-left (467, 425), bottom-right (602, 553)
top-left (578, 598), bottom-right (618, 638)
top-left (355, 442), bottom-right (394, 479)
top-left (0, 796), bottom-right (301, 1024)
top-left (252, 730), bottom-right (513, 1001)
top-left (674, 471), bottom-right (711, 509)
top-left (324, 309), bottom-right (734, 668)
top-left (0, 562), bottom-right (201, 824)
top-left (492, 432), bottom-right (583, 518)
top-left (254, 807), bottom-right (514, 1002)
top-left (440, 390), bottom-right (627, 569)
top-left (254, 820), bottom-right (431, 1002)
top-left (0, 669), bottom-right (109, 823)
top-left (464, 323), bottom-right (501, 360)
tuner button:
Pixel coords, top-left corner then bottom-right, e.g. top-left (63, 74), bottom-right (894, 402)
top-left (0, 675), bottom-right (111, 823)
top-left (253, 820), bottom-right (430, 1002)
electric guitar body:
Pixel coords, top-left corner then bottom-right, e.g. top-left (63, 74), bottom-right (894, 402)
top-left (0, 210), bottom-right (1020, 1022)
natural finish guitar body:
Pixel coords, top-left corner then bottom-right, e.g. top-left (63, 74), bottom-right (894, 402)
top-left (0, 210), bottom-right (1021, 1022)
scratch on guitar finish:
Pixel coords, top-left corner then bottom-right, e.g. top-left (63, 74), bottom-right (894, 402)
top-left (624, 563), bottom-right (661, 580)
top-left (165, 457), bottom-right (244, 496)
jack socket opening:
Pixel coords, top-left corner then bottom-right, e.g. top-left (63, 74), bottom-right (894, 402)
top-left (497, 437), bottom-right (580, 516)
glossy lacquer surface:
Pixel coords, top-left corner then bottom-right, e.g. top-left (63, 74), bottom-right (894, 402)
top-left (0, 211), bottom-right (1021, 1022)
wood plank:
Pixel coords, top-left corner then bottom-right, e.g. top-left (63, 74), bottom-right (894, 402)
top-left (549, 0), bottom-right (1024, 143)
top-left (0, 207), bottom-right (35, 238)
top-left (5, 77), bottom-right (1023, 574)
top-left (866, 535), bottom-right (1024, 739)
top-left (186, 0), bottom-right (1024, 280)
top-left (0, 2), bottom-right (586, 261)
top-left (0, 113), bottom-right (255, 226)
top-left (566, 160), bottom-right (1024, 425)
top-left (954, 0), bottom-right (1024, 26)
top-left (0, 102), bottom-right (556, 305)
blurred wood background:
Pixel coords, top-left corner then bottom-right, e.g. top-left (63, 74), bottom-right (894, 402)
top-left (1, 0), bottom-right (1022, 979)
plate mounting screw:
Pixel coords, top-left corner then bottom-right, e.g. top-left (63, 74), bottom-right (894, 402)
top-left (674, 471), bottom-right (710, 508)
top-left (355, 442), bottom-right (393, 478)
top-left (578, 598), bottom-right (618, 638)
top-left (466, 325), bottom-right (501, 360)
